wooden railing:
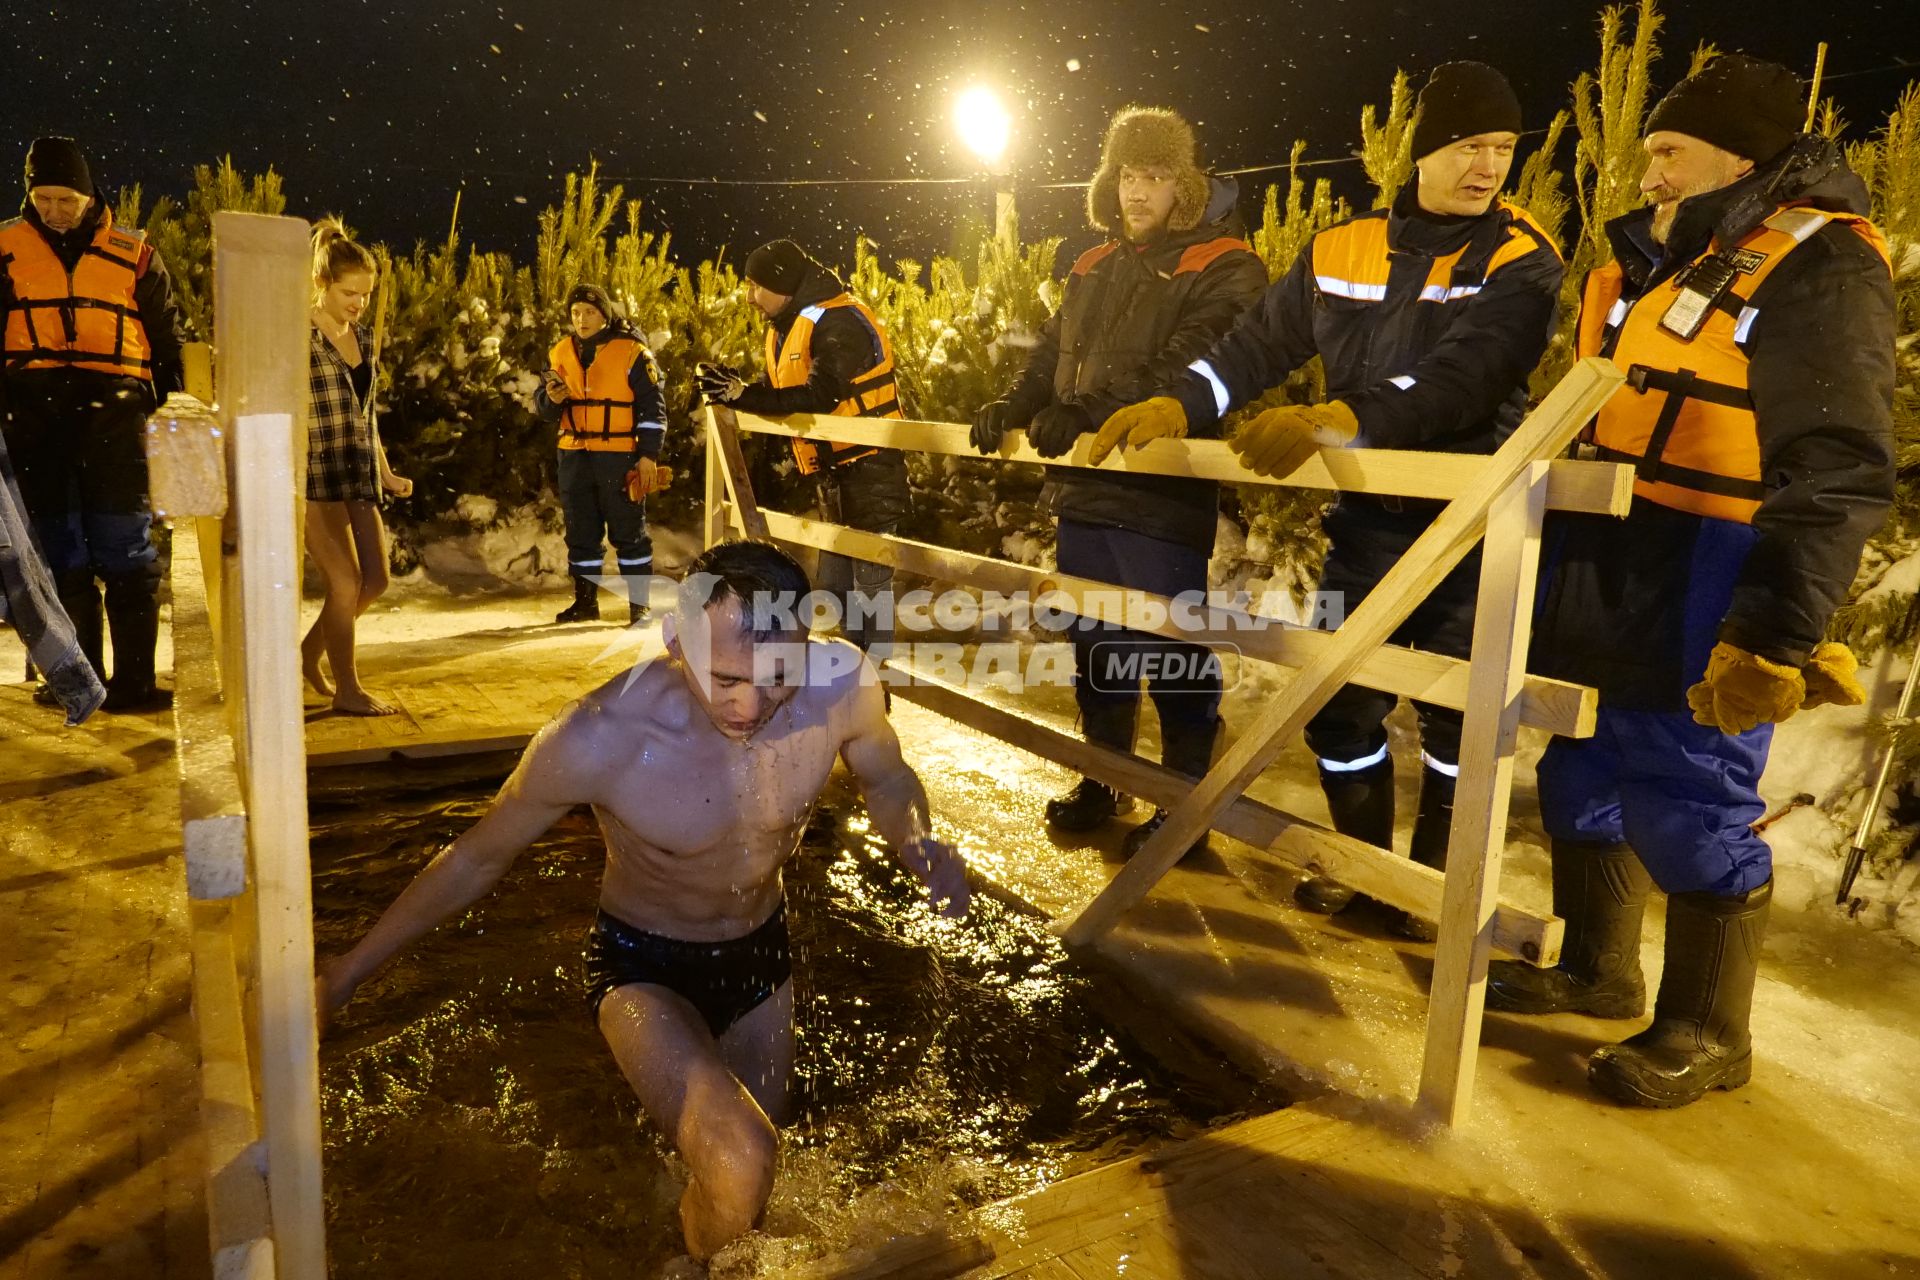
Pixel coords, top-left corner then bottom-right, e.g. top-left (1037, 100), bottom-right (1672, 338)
top-left (705, 355), bottom-right (1627, 1126)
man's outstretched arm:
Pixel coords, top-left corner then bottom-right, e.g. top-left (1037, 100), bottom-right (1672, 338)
top-left (835, 660), bottom-right (970, 918)
top-left (317, 703), bottom-right (610, 1019)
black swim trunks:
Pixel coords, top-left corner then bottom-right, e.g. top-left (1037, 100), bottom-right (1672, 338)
top-left (583, 904), bottom-right (792, 1036)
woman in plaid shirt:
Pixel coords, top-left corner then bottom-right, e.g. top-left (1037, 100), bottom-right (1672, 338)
top-left (302, 218), bottom-right (411, 715)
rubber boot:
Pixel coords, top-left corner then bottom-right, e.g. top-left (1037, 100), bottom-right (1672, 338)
top-left (1123, 716), bottom-right (1223, 861)
top-left (1588, 878), bottom-right (1771, 1107)
top-left (100, 571), bottom-right (171, 712)
top-left (624, 575), bottom-right (651, 626)
top-left (1046, 700), bottom-right (1137, 833)
top-left (1485, 840), bottom-right (1654, 1018)
top-left (1294, 755), bottom-right (1394, 914)
top-left (1389, 763), bottom-right (1457, 941)
top-left (34, 573), bottom-right (104, 707)
top-left (555, 575), bottom-right (600, 624)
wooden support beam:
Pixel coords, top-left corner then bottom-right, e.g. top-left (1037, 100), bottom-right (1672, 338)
top-left (890, 667), bottom-right (1559, 965)
top-left (760, 509), bottom-right (1596, 739)
top-left (702, 408), bottom-right (729, 549)
top-left (706, 404), bottom-right (769, 539)
top-left (735, 411), bottom-right (1633, 516)
top-left (213, 210), bottom-right (327, 1279)
top-left (189, 901), bottom-right (278, 1280)
top-left (171, 507), bottom-right (247, 900)
top-left (1056, 357), bottom-right (1623, 948)
top-left (1418, 465), bottom-right (1552, 1125)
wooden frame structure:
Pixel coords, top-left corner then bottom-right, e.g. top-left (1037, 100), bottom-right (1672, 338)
top-left (165, 213), bottom-right (327, 1279)
top-left (705, 355), bottom-right (1625, 1125)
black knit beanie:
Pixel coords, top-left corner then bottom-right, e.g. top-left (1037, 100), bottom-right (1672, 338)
top-left (1409, 62), bottom-right (1523, 160)
top-left (745, 240), bottom-right (809, 297)
top-left (565, 283), bottom-right (615, 322)
top-left (24, 136), bottom-right (91, 193)
top-left (1647, 54), bottom-right (1802, 164)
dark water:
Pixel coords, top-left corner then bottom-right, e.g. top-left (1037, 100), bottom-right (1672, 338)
top-left (310, 760), bottom-right (1277, 1277)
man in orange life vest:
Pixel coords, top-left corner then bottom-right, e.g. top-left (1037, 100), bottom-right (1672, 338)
top-left (696, 241), bottom-right (912, 655)
top-left (535, 282), bottom-right (668, 626)
top-left (968, 106), bottom-right (1268, 859)
top-left (1099, 65), bottom-right (1565, 924)
top-left (0, 136), bottom-right (189, 712)
top-left (1490, 56), bottom-right (1896, 1108)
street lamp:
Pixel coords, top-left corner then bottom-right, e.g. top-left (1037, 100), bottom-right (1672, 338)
top-left (954, 86), bottom-right (1016, 246)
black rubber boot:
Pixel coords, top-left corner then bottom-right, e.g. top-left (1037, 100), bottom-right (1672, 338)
top-left (1588, 878), bottom-right (1771, 1107)
top-left (1389, 763), bottom-right (1457, 941)
top-left (1122, 716), bottom-right (1223, 861)
top-left (1486, 840), bottom-right (1654, 1018)
top-left (1046, 701), bottom-right (1136, 833)
top-left (100, 572), bottom-right (171, 712)
top-left (624, 575), bottom-right (651, 626)
top-left (1294, 755), bottom-right (1394, 914)
top-left (555, 575), bottom-right (599, 624)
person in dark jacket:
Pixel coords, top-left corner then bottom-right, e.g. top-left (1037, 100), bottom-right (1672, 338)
top-left (0, 136), bottom-right (189, 712)
top-left (1487, 56), bottom-right (1896, 1109)
top-left (535, 282), bottom-right (668, 625)
top-left (970, 106), bottom-right (1269, 857)
top-left (1100, 63), bottom-right (1565, 935)
top-left (697, 241), bottom-right (912, 655)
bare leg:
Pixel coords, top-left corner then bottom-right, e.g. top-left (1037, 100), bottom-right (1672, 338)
top-left (718, 980), bottom-right (796, 1125)
top-left (305, 500), bottom-right (395, 716)
top-left (598, 984), bottom-right (781, 1263)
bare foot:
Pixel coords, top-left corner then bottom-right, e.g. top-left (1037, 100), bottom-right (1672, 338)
top-left (331, 688), bottom-right (398, 717)
top-left (302, 636), bottom-right (334, 698)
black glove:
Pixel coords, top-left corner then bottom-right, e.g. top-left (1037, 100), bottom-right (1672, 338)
top-left (1028, 401), bottom-right (1093, 459)
top-left (695, 361), bottom-right (745, 405)
top-left (970, 400), bottom-right (1025, 453)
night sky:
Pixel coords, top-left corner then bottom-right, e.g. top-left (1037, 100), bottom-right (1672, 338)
top-left (5, 0), bottom-right (1917, 272)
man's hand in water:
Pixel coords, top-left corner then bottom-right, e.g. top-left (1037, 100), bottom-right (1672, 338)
top-left (901, 836), bottom-right (970, 919)
top-left (314, 957), bottom-right (360, 1036)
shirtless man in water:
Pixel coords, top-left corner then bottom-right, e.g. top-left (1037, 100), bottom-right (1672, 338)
top-left (316, 540), bottom-right (971, 1263)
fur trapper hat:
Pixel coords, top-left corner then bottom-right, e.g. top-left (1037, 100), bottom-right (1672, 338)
top-left (1086, 106), bottom-right (1210, 236)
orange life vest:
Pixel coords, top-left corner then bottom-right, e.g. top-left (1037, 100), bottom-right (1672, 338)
top-left (1311, 199), bottom-right (1556, 305)
top-left (550, 333), bottom-right (656, 452)
top-left (0, 209), bottom-right (154, 380)
top-left (762, 294), bottom-right (902, 475)
top-left (1577, 205), bottom-right (1890, 523)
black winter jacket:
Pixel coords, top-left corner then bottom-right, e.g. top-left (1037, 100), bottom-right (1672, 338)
top-left (1003, 176), bottom-right (1268, 551)
top-left (1175, 181), bottom-right (1563, 457)
top-left (1532, 138), bottom-right (1896, 708)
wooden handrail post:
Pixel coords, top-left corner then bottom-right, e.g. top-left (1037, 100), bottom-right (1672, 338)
top-left (1417, 462), bottom-right (1551, 1126)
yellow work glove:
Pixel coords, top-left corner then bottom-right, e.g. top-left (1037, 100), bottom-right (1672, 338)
top-left (624, 458), bottom-right (674, 502)
top-left (1088, 397), bottom-right (1188, 465)
top-left (1685, 641), bottom-right (1807, 734)
top-left (1800, 641), bottom-right (1866, 710)
top-left (1229, 400), bottom-right (1359, 478)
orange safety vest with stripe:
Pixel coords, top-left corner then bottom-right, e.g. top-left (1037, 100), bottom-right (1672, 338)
top-left (549, 333), bottom-right (654, 452)
top-left (1577, 205), bottom-right (1890, 523)
top-left (763, 293), bottom-right (902, 475)
top-left (0, 210), bottom-right (154, 381)
top-left (1310, 199), bottom-right (1555, 306)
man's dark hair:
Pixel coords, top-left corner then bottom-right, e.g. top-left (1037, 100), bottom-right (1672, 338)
top-left (681, 539), bottom-right (812, 641)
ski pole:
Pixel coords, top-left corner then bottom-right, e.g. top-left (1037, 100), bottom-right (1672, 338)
top-left (1838, 646), bottom-right (1920, 904)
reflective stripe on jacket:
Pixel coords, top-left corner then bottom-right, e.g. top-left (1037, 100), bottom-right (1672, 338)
top-left (1578, 205), bottom-right (1889, 523)
top-left (763, 293), bottom-right (901, 475)
top-left (0, 211), bottom-right (153, 380)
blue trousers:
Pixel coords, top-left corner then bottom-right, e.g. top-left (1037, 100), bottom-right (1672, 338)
top-left (557, 449), bottom-right (651, 598)
top-left (1538, 706), bottom-right (1772, 895)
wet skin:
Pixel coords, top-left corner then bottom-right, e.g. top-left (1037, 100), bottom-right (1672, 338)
top-left (316, 598), bottom-right (968, 1261)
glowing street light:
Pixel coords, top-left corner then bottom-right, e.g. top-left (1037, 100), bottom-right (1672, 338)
top-left (954, 87), bottom-right (1011, 171)
top-left (954, 87), bottom-right (1016, 245)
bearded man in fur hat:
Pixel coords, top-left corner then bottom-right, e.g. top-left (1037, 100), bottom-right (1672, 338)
top-left (1097, 62), bottom-right (1565, 935)
top-left (971, 106), bottom-right (1267, 858)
